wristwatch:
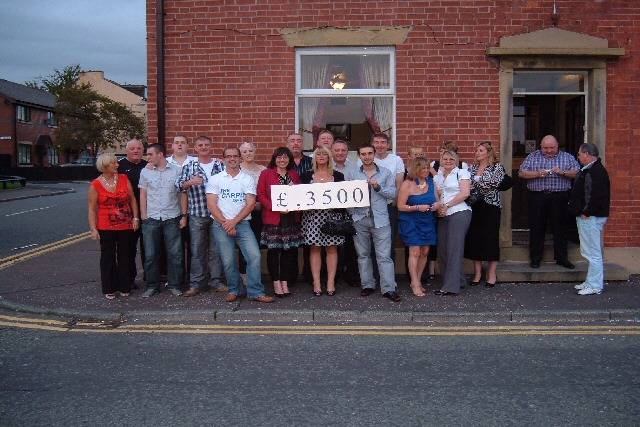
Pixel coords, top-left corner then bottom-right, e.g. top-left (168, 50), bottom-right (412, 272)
top-left (181, 213), bottom-right (188, 218)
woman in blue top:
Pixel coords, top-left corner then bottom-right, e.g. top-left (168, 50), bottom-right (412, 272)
top-left (397, 157), bottom-right (437, 297)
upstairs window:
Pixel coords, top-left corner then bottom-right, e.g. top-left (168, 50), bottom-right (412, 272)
top-left (295, 47), bottom-right (395, 152)
top-left (16, 105), bottom-right (30, 122)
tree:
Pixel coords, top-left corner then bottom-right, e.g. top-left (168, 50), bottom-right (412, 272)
top-left (26, 65), bottom-right (145, 155)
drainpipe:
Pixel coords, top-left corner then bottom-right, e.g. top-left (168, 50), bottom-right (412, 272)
top-left (155, 0), bottom-right (165, 146)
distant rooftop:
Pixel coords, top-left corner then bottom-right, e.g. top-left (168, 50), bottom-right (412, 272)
top-left (0, 79), bottom-right (56, 108)
top-left (80, 70), bottom-right (147, 99)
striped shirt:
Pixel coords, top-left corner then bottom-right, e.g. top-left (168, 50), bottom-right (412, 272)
top-left (519, 150), bottom-right (580, 192)
top-left (175, 159), bottom-right (225, 217)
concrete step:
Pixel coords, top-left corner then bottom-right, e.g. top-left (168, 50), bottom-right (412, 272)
top-left (500, 244), bottom-right (582, 262)
top-left (497, 261), bottom-right (629, 283)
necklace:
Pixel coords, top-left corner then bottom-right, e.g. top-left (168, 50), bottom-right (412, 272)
top-left (101, 174), bottom-right (117, 188)
top-left (417, 180), bottom-right (427, 189)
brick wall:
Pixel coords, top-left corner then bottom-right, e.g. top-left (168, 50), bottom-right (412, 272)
top-left (146, 0), bottom-right (640, 246)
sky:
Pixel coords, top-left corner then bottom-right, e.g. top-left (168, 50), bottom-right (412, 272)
top-left (0, 1), bottom-right (146, 86)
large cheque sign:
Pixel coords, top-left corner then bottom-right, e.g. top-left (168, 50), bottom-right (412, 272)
top-left (270, 180), bottom-right (370, 212)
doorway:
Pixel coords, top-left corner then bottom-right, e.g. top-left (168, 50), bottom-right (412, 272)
top-left (510, 71), bottom-right (586, 235)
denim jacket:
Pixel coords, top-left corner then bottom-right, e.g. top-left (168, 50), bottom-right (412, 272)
top-left (347, 164), bottom-right (396, 228)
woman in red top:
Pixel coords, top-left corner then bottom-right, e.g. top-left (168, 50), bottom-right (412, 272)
top-left (256, 147), bottom-right (302, 297)
top-left (88, 153), bottom-right (140, 299)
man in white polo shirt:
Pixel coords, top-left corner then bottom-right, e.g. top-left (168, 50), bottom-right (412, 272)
top-left (205, 147), bottom-right (273, 303)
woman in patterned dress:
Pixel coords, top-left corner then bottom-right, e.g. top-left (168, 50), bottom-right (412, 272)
top-left (300, 147), bottom-right (345, 296)
top-left (464, 141), bottom-right (505, 288)
top-left (256, 147), bottom-right (303, 297)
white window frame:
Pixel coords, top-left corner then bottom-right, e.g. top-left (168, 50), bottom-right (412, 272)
top-left (16, 105), bottom-right (30, 122)
top-left (18, 143), bottom-right (31, 165)
top-left (295, 46), bottom-right (397, 151)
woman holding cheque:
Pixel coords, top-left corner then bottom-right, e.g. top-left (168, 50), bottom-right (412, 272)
top-left (300, 147), bottom-right (345, 296)
top-left (256, 147), bottom-right (303, 297)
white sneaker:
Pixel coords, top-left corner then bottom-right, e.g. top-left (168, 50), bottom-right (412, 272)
top-left (578, 287), bottom-right (602, 296)
top-left (574, 282), bottom-right (587, 290)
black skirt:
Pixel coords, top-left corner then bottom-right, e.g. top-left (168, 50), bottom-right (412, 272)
top-left (464, 200), bottom-right (501, 261)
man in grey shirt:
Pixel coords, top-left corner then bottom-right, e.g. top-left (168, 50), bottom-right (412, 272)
top-left (347, 144), bottom-right (400, 302)
top-left (139, 143), bottom-right (187, 297)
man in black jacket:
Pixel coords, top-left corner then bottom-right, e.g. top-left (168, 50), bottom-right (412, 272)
top-left (568, 143), bottom-right (610, 295)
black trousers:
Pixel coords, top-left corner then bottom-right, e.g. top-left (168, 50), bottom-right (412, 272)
top-left (267, 248), bottom-right (298, 282)
top-left (99, 230), bottom-right (133, 294)
top-left (338, 234), bottom-right (360, 285)
top-left (528, 190), bottom-right (570, 262)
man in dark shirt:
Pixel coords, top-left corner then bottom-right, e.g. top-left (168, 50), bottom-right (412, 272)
top-left (569, 143), bottom-right (611, 295)
top-left (118, 138), bottom-right (147, 283)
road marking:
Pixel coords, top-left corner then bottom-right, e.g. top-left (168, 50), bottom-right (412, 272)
top-left (0, 232), bottom-right (90, 270)
top-left (5, 206), bottom-right (53, 217)
top-left (12, 243), bottom-right (38, 251)
top-left (1, 315), bottom-right (639, 336)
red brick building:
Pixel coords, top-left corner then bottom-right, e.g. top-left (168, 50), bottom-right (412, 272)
top-left (145, 1), bottom-right (640, 260)
top-left (0, 79), bottom-right (61, 168)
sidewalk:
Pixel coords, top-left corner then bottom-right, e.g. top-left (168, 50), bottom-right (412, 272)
top-left (0, 183), bottom-right (75, 202)
top-left (0, 238), bottom-right (638, 323)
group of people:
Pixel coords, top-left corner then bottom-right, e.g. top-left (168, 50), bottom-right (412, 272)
top-left (88, 130), bottom-right (610, 302)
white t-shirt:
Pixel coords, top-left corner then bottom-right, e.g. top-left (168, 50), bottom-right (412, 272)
top-left (433, 167), bottom-right (472, 216)
top-left (358, 152), bottom-right (405, 176)
top-left (205, 170), bottom-right (256, 221)
top-left (166, 155), bottom-right (197, 168)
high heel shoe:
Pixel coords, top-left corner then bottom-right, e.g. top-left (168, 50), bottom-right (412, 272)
top-left (470, 280), bottom-right (481, 287)
top-left (327, 290), bottom-right (336, 296)
top-left (484, 281), bottom-right (496, 288)
top-left (312, 290), bottom-right (323, 297)
top-left (273, 281), bottom-right (285, 298)
top-left (281, 281), bottom-right (291, 297)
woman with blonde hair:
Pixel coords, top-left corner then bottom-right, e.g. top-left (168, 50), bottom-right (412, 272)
top-left (465, 141), bottom-right (505, 288)
top-left (88, 152), bottom-right (140, 299)
top-left (300, 146), bottom-right (345, 296)
top-left (432, 149), bottom-right (472, 295)
top-left (397, 157), bottom-right (438, 297)
top-left (238, 141), bottom-right (267, 282)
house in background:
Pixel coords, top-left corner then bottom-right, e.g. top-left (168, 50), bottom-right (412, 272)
top-left (78, 70), bottom-right (147, 156)
top-left (0, 79), bottom-right (61, 168)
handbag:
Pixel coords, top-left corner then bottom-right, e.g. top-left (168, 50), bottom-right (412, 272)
top-left (320, 211), bottom-right (356, 236)
top-left (497, 173), bottom-right (514, 191)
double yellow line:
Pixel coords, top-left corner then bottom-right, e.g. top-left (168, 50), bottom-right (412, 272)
top-left (0, 232), bottom-right (90, 270)
top-left (2, 314), bottom-right (640, 336)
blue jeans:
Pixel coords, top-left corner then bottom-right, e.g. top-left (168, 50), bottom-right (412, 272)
top-left (353, 216), bottom-right (396, 294)
top-left (188, 216), bottom-right (224, 290)
top-left (577, 216), bottom-right (607, 292)
top-left (211, 220), bottom-right (265, 298)
top-left (142, 217), bottom-right (184, 290)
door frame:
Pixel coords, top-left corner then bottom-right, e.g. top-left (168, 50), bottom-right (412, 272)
top-left (496, 59), bottom-right (607, 247)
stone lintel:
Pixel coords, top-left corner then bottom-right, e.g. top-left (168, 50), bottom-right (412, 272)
top-left (279, 25), bottom-right (412, 47)
top-left (486, 47), bottom-right (625, 57)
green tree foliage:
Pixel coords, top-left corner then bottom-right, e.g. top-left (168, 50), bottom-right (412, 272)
top-left (26, 65), bottom-right (145, 155)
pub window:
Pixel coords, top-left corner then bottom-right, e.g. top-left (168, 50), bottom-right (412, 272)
top-left (295, 47), bottom-right (395, 152)
top-left (16, 105), bottom-right (31, 122)
top-left (48, 146), bottom-right (59, 165)
top-left (18, 144), bottom-right (31, 164)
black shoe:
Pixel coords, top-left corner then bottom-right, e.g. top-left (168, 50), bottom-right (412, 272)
top-left (433, 290), bottom-right (456, 296)
top-left (484, 281), bottom-right (496, 288)
top-left (382, 291), bottom-right (401, 302)
top-left (530, 260), bottom-right (541, 268)
top-left (327, 290), bottom-right (336, 296)
top-left (556, 259), bottom-right (575, 269)
top-left (360, 288), bottom-right (375, 297)
top-left (470, 281), bottom-right (481, 287)
top-left (312, 290), bottom-right (323, 297)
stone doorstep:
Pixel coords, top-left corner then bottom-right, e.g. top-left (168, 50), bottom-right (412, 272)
top-left (496, 261), bottom-right (629, 283)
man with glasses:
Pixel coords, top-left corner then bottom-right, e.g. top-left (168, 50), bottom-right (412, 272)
top-left (177, 136), bottom-right (227, 297)
top-left (206, 147), bottom-right (273, 303)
